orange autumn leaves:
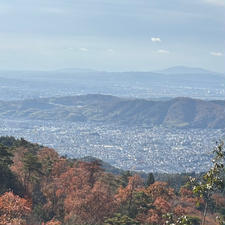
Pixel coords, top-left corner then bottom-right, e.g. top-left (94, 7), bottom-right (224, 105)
top-left (114, 178), bottom-right (203, 225)
top-left (0, 192), bottom-right (31, 225)
top-left (53, 161), bottom-right (116, 224)
top-left (0, 144), bottom-right (211, 225)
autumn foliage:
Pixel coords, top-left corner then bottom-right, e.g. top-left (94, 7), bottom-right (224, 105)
top-left (0, 192), bottom-right (31, 225)
top-left (0, 137), bottom-right (224, 225)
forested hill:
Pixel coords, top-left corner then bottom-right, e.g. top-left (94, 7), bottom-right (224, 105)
top-left (1, 136), bottom-right (225, 225)
top-left (0, 94), bottom-right (225, 128)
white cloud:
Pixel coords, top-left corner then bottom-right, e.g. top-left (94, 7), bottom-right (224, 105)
top-left (157, 49), bottom-right (170, 54)
top-left (151, 37), bottom-right (161, 42)
top-left (210, 51), bottom-right (223, 56)
top-left (203, 0), bottom-right (225, 6)
top-left (79, 48), bottom-right (89, 52)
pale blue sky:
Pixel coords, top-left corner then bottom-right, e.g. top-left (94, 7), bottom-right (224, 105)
top-left (0, 0), bottom-right (224, 72)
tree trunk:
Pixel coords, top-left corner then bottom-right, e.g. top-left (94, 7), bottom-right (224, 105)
top-left (201, 201), bottom-right (208, 225)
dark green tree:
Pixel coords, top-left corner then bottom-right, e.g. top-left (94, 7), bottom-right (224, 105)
top-left (0, 144), bottom-right (15, 194)
top-left (23, 151), bottom-right (42, 192)
top-left (0, 144), bottom-right (13, 166)
top-left (121, 171), bottom-right (132, 187)
top-left (146, 172), bottom-right (155, 186)
top-left (104, 213), bottom-right (140, 225)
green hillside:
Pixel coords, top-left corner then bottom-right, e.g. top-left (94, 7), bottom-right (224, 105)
top-left (0, 94), bottom-right (225, 128)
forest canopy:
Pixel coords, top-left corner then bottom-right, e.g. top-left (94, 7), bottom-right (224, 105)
top-left (0, 136), bottom-right (225, 225)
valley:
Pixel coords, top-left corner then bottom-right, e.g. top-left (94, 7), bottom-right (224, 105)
top-left (0, 118), bottom-right (223, 173)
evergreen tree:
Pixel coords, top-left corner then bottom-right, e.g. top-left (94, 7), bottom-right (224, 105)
top-left (23, 151), bottom-right (42, 192)
top-left (121, 171), bottom-right (132, 187)
top-left (104, 213), bottom-right (140, 225)
top-left (146, 172), bottom-right (155, 186)
top-left (0, 144), bottom-right (14, 194)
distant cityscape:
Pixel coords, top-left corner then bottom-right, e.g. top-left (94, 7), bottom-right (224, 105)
top-left (1, 68), bottom-right (225, 173)
top-left (1, 68), bottom-right (225, 101)
top-left (0, 118), bottom-right (224, 173)
top-left (1, 80), bottom-right (225, 101)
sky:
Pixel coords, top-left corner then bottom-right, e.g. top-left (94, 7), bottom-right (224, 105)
top-left (0, 0), bottom-right (224, 72)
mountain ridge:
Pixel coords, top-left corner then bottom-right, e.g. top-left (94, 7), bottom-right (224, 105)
top-left (158, 66), bottom-right (219, 74)
top-left (0, 94), bottom-right (225, 128)
top-left (0, 65), bottom-right (224, 74)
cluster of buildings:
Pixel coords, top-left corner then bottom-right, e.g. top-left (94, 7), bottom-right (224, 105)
top-left (0, 119), bottom-right (224, 173)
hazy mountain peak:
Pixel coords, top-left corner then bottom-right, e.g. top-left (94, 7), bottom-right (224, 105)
top-left (159, 66), bottom-right (215, 74)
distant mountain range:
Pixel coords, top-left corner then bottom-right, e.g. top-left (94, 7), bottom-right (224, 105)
top-left (0, 66), bottom-right (225, 101)
top-left (158, 66), bottom-right (218, 74)
top-left (0, 94), bottom-right (225, 128)
top-left (55, 66), bottom-right (223, 75)
top-left (1, 66), bottom-right (224, 83)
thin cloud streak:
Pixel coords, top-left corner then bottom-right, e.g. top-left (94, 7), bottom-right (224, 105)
top-left (157, 49), bottom-right (170, 54)
top-left (210, 51), bottom-right (223, 56)
top-left (151, 37), bottom-right (161, 42)
top-left (80, 48), bottom-right (89, 52)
